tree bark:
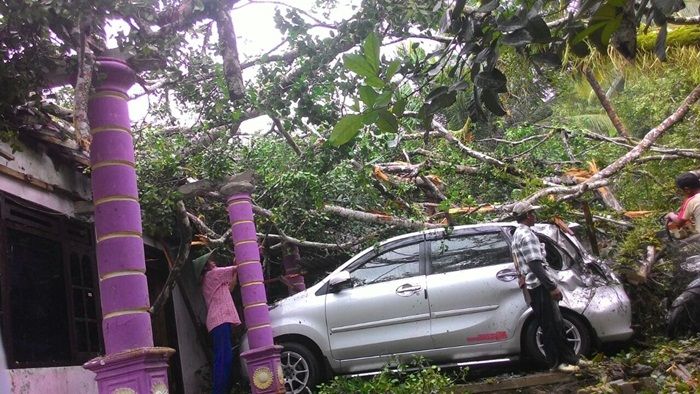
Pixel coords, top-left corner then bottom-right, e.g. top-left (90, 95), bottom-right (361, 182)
top-left (324, 204), bottom-right (443, 230)
top-left (271, 116), bottom-right (302, 156)
top-left (214, 3), bottom-right (245, 101)
top-left (73, 30), bottom-right (94, 151)
top-left (583, 67), bottom-right (631, 140)
top-left (150, 200), bottom-right (192, 315)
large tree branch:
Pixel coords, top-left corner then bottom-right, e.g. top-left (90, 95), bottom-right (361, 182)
top-left (552, 83), bottom-right (700, 202)
top-left (73, 27), bottom-right (94, 152)
top-left (583, 67), bottom-right (631, 140)
top-left (323, 204), bottom-right (443, 230)
top-left (215, 3), bottom-right (246, 101)
top-left (577, 129), bottom-right (700, 159)
top-left (271, 116), bottom-right (302, 156)
top-left (584, 83), bottom-right (700, 184)
top-left (149, 200), bottom-right (192, 315)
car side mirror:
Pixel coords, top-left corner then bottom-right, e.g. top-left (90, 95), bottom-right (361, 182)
top-left (328, 271), bottom-right (352, 293)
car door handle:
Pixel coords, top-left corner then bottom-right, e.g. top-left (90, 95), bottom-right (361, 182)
top-left (496, 269), bottom-right (519, 282)
top-left (396, 283), bottom-right (422, 296)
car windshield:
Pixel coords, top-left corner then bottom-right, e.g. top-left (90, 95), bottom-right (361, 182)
top-left (545, 229), bottom-right (583, 264)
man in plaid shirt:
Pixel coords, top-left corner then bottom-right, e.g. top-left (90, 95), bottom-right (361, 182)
top-left (511, 202), bottom-right (581, 373)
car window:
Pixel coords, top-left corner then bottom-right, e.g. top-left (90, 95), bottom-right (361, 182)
top-left (350, 243), bottom-right (421, 287)
top-left (539, 236), bottom-right (574, 271)
top-left (430, 232), bottom-right (512, 274)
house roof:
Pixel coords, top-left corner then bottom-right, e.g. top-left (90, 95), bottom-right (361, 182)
top-left (10, 101), bottom-right (90, 169)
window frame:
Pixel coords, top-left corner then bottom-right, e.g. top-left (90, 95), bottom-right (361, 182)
top-left (0, 193), bottom-right (102, 368)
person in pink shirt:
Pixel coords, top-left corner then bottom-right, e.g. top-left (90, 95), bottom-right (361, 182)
top-left (195, 252), bottom-right (241, 394)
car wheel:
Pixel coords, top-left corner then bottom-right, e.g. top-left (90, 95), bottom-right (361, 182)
top-left (524, 312), bottom-right (592, 364)
top-left (279, 342), bottom-right (321, 394)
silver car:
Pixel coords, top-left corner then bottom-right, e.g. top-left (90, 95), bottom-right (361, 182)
top-left (241, 222), bottom-right (633, 393)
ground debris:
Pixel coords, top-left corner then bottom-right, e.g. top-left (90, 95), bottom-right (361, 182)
top-left (457, 337), bottom-right (700, 393)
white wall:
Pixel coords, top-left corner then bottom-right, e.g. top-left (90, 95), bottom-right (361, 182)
top-left (9, 366), bottom-right (97, 394)
top-left (172, 283), bottom-right (209, 394)
top-left (0, 140), bottom-right (91, 217)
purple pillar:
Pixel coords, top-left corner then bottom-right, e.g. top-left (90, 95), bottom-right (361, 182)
top-left (282, 244), bottom-right (306, 295)
top-left (82, 57), bottom-right (174, 393)
top-left (221, 176), bottom-right (284, 394)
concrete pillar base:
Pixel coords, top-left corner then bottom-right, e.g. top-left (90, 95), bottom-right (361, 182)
top-left (83, 347), bottom-right (174, 393)
top-left (241, 344), bottom-right (285, 394)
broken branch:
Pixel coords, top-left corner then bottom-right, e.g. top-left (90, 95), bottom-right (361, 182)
top-left (150, 200), bottom-right (192, 315)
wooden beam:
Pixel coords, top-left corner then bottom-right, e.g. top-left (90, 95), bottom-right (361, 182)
top-left (453, 372), bottom-right (576, 393)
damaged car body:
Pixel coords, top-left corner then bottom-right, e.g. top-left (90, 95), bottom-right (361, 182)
top-left (241, 222), bottom-right (633, 393)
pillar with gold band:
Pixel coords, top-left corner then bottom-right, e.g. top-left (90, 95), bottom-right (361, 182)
top-left (82, 57), bottom-right (173, 394)
top-left (221, 174), bottom-right (284, 394)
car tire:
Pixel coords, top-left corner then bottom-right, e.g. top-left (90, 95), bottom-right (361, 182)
top-left (279, 342), bottom-right (321, 394)
top-left (524, 312), bottom-right (592, 365)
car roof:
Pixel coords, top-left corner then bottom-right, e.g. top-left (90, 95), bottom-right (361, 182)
top-left (376, 222), bottom-right (518, 246)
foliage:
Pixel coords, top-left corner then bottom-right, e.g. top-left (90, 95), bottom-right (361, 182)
top-left (317, 357), bottom-right (465, 394)
top-left (638, 25), bottom-right (700, 51)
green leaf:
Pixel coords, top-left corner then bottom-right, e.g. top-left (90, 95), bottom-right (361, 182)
top-left (392, 99), bottom-right (407, 117)
top-left (385, 59), bottom-right (401, 81)
top-left (343, 54), bottom-right (376, 79)
top-left (424, 87), bottom-right (457, 116)
top-left (477, 0), bottom-right (499, 13)
top-left (481, 90), bottom-right (507, 116)
top-left (374, 90), bottom-right (393, 109)
top-left (474, 69), bottom-right (507, 93)
top-left (426, 86), bottom-right (449, 101)
top-left (498, 14), bottom-right (526, 32)
top-left (329, 114), bottom-right (364, 147)
top-left (363, 110), bottom-right (380, 125)
top-left (525, 16), bottom-right (551, 44)
top-left (572, 21), bottom-right (608, 44)
top-left (573, 42), bottom-right (592, 57)
top-left (502, 29), bottom-right (532, 46)
top-left (358, 86), bottom-right (378, 107)
top-left (366, 75), bottom-right (386, 88)
top-left (376, 110), bottom-right (399, 133)
top-left (600, 15), bottom-right (622, 46)
top-left (363, 32), bottom-right (381, 73)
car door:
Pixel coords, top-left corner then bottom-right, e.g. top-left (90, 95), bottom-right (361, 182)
top-left (325, 238), bottom-right (432, 361)
top-left (426, 227), bottom-right (526, 355)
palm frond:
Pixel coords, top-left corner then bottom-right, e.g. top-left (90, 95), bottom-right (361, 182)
top-left (564, 113), bottom-right (616, 136)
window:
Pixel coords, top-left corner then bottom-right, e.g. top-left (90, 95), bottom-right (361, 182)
top-left (430, 232), bottom-right (512, 274)
top-left (540, 237), bottom-right (576, 271)
top-left (0, 194), bottom-right (102, 367)
top-left (8, 229), bottom-right (70, 364)
top-left (350, 243), bottom-right (421, 286)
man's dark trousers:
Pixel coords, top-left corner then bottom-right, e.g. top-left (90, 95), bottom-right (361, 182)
top-left (529, 285), bottom-right (579, 368)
